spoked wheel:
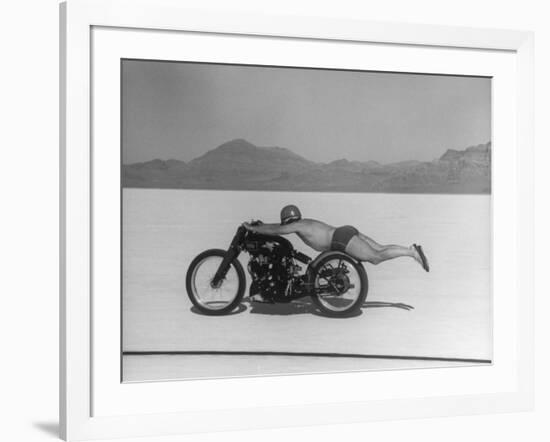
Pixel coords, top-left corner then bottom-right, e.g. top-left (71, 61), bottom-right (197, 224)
top-left (311, 252), bottom-right (368, 317)
top-left (186, 249), bottom-right (246, 315)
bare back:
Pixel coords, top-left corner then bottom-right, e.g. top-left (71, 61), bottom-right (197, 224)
top-left (292, 218), bottom-right (335, 252)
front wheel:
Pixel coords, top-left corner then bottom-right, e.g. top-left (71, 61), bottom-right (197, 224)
top-left (310, 252), bottom-right (368, 317)
top-left (186, 249), bottom-right (246, 315)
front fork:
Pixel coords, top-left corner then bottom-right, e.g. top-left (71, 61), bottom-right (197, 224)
top-left (210, 226), bottom-right (245, 287)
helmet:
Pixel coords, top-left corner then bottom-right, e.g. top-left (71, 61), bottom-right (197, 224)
top-left (280, 204), bottom-right (302, 225)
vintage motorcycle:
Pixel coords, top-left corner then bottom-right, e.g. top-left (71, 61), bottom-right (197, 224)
top-left (186, 221), bottom-right (368, 317)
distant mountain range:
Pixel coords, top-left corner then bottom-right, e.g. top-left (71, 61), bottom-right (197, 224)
top-left (123, 139), bottom-right (491, 194)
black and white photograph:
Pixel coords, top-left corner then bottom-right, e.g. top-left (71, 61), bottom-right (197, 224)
top-left (3, 0), bottom-right (546, 439)
top-left (121, 59), bottom-right (492, 382)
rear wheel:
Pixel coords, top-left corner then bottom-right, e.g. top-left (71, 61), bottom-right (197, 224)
top-left (311, 252), bottom-right (368, 317)
top-left (186, 249), bottom-right (246, 315)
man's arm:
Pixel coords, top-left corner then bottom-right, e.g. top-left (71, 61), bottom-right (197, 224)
top-left (243, 222), bottom-right (299, 236)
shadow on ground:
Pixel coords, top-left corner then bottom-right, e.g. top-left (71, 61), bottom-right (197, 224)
top-left (246, 298), bottom-right (324, 316)
top-left (363, 301), bottom-right (415, 311)
top-left (190, 304), bottom-right (248, 316)
top-left (190, 297), bottom-right (413, 317)
top-left (245, 298), bottom-right (414, 316)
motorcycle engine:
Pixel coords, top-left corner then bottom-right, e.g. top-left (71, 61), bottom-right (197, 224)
top-left (247, 242), bottom-right (292, 300)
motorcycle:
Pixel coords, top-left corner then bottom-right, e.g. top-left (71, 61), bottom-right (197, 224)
top-left (186, 221), bottom-right (368, 317)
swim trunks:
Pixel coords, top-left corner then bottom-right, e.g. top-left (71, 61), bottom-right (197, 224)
top-left (330, 225), bottom-right (359, 252)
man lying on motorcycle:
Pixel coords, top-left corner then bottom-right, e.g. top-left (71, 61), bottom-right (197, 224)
top-left (242, 204), bottom-right (429, 283)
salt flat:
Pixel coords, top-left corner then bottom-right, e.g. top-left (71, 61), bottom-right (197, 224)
top-left (122, 189), bottom-right (492, 381)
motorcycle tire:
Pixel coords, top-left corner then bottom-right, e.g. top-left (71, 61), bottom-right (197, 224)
top-left (310, 252), bottom-right (368, 318)
top-left (186, 249), bottom-right (246, 315)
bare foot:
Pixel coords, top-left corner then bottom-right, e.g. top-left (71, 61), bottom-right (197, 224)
top-left (412, 244), bottom-right (430, 272)
top-left (411, 245), bottom-right (422, 265)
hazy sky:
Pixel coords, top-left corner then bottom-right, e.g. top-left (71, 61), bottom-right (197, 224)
top-left (122, 60), bottom-right (491, 165)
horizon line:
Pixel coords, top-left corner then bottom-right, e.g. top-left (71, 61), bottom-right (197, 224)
top-left (122, 138), bottom-right (492, 166)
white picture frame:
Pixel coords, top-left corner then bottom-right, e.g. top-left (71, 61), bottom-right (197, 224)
top-left (60, 0), bottom-right (534, 440)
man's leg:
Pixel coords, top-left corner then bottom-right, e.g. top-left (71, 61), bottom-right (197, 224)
top-left (356, 233), bottom-right (385, 251)
top-left (345, 233), bottom-right (419, 265)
